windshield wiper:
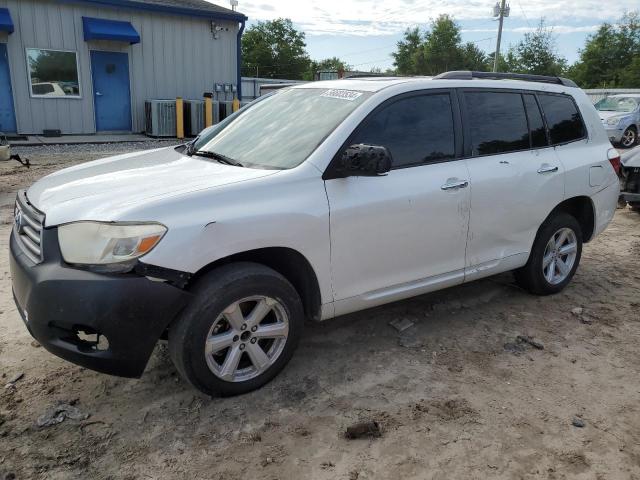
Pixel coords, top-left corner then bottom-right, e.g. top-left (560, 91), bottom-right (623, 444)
top-left (191, 150), bottom-right (244, 167)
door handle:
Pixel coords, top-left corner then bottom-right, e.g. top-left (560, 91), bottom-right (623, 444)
top-left (537, 164), bottom-right (559, 174)
top-left (96, 92), bottom-right (103, 96)
top-left (441, 180), bottom-right (469, 191)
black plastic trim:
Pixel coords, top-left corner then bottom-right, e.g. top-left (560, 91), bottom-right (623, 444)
top-left (434, 70), bottom-right (579, 88)
top-left (9, 226), bottom-right (192, 378)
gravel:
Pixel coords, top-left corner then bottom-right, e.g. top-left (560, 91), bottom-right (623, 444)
top-left (10, 140), bottom-right (181, 157)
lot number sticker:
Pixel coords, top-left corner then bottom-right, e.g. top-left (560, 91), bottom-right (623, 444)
top-left (321, 89), bottom-right (363, 101)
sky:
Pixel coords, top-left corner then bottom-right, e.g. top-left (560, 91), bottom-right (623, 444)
top-left (212, 0), bottom-right (638, 73)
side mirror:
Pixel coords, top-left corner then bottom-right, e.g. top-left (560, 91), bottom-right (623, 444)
top-left (337, 144), bottom-right (392, 177)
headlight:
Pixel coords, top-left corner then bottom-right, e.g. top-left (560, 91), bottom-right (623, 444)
top-left (58, 222), bottom-right (167, 265)
top-left (605, 116), bottom-right (623, 126)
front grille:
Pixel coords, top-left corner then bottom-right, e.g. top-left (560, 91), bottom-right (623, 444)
top-left (14, 190), bottom-right (45, 264)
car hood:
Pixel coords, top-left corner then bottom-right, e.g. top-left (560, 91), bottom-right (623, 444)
top-left (27, 147), bottom-right (278, 226)
top-left (621, 147), bottom-right (640, 168)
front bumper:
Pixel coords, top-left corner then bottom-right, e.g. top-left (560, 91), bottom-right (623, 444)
top-left (620, 166), bottom-right (640, 202)
top-left (605, 127), bottom-right (624, 143)
top-left (9, 226), bottom-right (191, 378)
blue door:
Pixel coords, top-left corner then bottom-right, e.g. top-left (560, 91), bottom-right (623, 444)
top-left (0, 43), bottom-right (17, 133)
top-left (90, 51), bottom-right (132, 131)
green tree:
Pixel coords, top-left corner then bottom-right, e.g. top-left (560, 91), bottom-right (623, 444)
top-left (461, 42), bottom-right (490, 71)
top-left (568, 12), bottom-right (640, 87)
top-left (419, 15), bottom-right (465, 75)
top-left (392, 16), bottom-right (490, 75)
top-left (241, 18), bottom-right (310, 80)
top-left (500, 20), bottom-right (567, 76)
top-left (392, 27), bottom-right (423, 74)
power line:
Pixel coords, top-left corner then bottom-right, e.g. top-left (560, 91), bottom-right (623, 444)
top-left (515, 1), bottom-right (532, 28)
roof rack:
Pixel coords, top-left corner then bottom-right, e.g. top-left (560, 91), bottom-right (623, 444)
top-left (434, 71), bottom-right (578, 88)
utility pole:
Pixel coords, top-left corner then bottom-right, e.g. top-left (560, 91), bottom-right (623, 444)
top-left (492, 0), bottom-right (510, 72)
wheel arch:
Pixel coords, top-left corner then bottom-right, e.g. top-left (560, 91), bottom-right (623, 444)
top-left (189, 247), bottom-right (323, 321)
top-left (546, 196), bottom-right (596, 242)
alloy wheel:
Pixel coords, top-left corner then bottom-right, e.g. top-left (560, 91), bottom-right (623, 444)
top-left (542, 227), bottom-right (578, 285)
top-left (621, 128), bottom-right (636, 148)
top-left (204, 296), bottom-right (289, 382)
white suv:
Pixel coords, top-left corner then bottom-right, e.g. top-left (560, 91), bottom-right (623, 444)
top-left (10, 71), bottom-right (620, 396)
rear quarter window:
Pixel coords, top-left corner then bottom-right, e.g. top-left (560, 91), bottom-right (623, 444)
top-left (537, 94), bottom-right (586, 145)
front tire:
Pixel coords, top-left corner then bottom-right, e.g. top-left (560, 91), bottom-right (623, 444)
top-left (620, 126), bottom-right (637, 148)
top-left (515, 213), bottom-right (583, 295)
top-left (169, 262), bottom-right (304, 396)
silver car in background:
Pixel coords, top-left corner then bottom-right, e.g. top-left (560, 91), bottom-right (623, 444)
top-left (595, 94), bottom-right (640, 148)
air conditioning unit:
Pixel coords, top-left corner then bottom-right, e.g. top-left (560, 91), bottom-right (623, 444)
top-left (184, 100), bottom-right (204, 137)
top-left (145, 100), bottom-right (176, 137)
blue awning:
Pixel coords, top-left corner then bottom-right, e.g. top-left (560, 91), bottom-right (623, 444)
top-left (0, 8), bottom-right (14, 34)
top-left (82, 17), bottom-right (140, 44)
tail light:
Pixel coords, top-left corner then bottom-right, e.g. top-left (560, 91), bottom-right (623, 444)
top-left (607, 148), bottom-right (621, 175)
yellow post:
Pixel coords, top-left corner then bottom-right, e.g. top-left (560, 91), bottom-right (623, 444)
top-left (232, 96), bottom-right (240, 113)
top-left (204, 93), bottom-right (213, 127)
top-left (176, 97), bottom-right (184, 139)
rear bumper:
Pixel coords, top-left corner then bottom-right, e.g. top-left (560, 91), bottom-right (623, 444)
top-left (591, 181), bottom-right (620, 239)
top-left (10, 227), bottom-right (191, 378)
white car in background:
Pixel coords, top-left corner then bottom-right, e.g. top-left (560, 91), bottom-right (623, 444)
top-left (595, 94), bottom-right (640, 148)
top-left (10, 71), bottom-right (620, 396)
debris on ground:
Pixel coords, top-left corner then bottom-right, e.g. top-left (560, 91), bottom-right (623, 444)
top-left (345, 420), bottom-right (382, 439)
top-left (30, 340), bottom-right (41, 348)
top-left (389, 318), bottom-right (415, 333)
top-left (516, 335), bottom-right (544, 350)
top-left (4, 373), bottom-right (24, 388)
top-left (398, 334), bottom-right (423, 348)
top-left (503, 342), bottom-right (527, 355)
top-left (571, 307), bottom-right (584, 316)
top-left (320, 461), bottom-right (335, 469)
top-left (580, 316), bottom-right (594, 325)
top-left (36, 401), bottom-right (89, 428)
top-left (572, 417), bottom-right (586, 428)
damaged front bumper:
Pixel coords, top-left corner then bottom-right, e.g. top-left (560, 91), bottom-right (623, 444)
top-left (620, 166), bottom-right (640, 203)
top-left (9, 226), bottom-right (191, 378)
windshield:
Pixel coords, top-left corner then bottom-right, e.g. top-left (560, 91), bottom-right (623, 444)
top-left (192, 88), bottom-right (371, 169)
top-left (595, 96), bottom-right (638, 113)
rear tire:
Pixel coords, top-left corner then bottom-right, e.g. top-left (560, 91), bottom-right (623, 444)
top-left (169, 262), bottom-right (304, 396)
top-left (630, 202), bottom-right (640, 213)
top-left (514, 213), bottom-right (583, 295)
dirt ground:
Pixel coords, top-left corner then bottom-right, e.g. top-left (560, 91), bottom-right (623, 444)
top-left (1, 147), bottom-right (639, 480)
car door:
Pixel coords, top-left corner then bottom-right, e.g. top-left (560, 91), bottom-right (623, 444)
top-left (324, 90), bottom-right (471, 316)
top-left (461, 90), bottom-right (565, 280)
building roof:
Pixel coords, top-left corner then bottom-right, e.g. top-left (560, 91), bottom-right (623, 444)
top-left (72, 0), bottom-right (247, 21)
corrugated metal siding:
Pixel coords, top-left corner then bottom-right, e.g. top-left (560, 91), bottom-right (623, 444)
top-left (0, 0), bottom-right (238, 134)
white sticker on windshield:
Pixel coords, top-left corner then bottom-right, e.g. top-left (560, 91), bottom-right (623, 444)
top-left (321, 89), bottom-right (363, 101)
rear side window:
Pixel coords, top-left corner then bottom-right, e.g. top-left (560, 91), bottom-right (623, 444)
top-left (465, 91), bottom-right (529, 156)
top-left (523, 94), bottom-right (548, 148)
top-left (350, 93), bottom-right (455, 168)
top-left (537, 94), bottom-right (586, 145)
